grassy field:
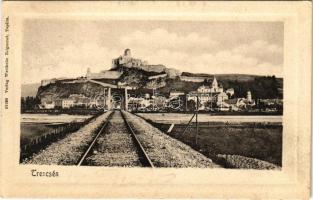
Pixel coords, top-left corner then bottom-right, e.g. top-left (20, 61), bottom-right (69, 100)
top-left (137, 113), bottom-right (282, 123)
top-left (139, 113), bottom-right (282, 167)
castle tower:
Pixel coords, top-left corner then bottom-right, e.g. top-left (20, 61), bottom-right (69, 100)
top-left (119, 49), bottom-right (132, 65)
top-left (124, 48), bottom-right (131, 57)
top-left (111, 59), bottom-right (118, 69)
top-left (247, 91), bottom-right (252, 102)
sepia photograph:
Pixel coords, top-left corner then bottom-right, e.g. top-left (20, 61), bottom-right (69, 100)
top-left (1, 1), bottom-right (311, 199)
top-left (20, 20), bottom-right (283, 169)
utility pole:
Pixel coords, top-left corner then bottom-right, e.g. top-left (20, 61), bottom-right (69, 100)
top-left (210, 90), bottom-right (212, 111)
top-left (181, 95), bottom-right (200, 146)
top-left (103, 88), bottom-right (106, 112)
top-left (185, 94), bottom-right (188, 112)
top-left (108, 87), bottom-right (111, 110)
top-left (153, 88), bottom-right (156, 111)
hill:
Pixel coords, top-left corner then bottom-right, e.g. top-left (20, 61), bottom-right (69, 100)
top-left (35, 68), bottom-right (283, 101)
top-left (37, 81), bottom-right (107, 100)
top-left (33, 52), bottom-right (283, 100)
top-left (181, 72), bottom-right (282, 82)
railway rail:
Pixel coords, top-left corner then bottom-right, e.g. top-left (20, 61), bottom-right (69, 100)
top-left (120, 111), bottom-right (154, 167)
top-left (77, 110), bottom-right (154, 168)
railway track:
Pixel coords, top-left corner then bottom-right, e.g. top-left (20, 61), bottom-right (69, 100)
top-left (77, 110), bottom-right (154, 168)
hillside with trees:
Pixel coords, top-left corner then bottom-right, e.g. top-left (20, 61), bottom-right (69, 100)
top-left (33, 63), bottom-right (283, 101)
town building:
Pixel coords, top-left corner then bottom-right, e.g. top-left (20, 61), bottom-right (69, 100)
top-left (247, 91), bottom-right (252, 102)
top-left (128, 97), bottom-right (152, 111)
top-left (42, 94), bottom-right (96, 109)
top-left (56, 99), bottom-right (75, 108)
top-left (148, 73), bottom-right (167, 80)
top-left (42, 101), bottom-right (55, 109)
top-left (222, 99), bottom-right (239, 111)
top-left (226, 88), bottom-right (235, 97)
top-left (68, 94), bottom-right (91, 107)
top-left (186, 76), bottom-right (228, 110)
top-left (217, 92), bottom-right (229, 104)
top-left (180, 76), bottom-right (207, 82)
top-left (221, 91), bottom-right (255, 111)
top-left (169, 91), bottom-right (185, 98)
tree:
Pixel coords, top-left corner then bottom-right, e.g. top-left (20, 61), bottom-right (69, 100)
top-left (21, 97), bottom-right (25, 111)
top-left (21, 96), bottom-right (41, 111)
top-left (187, 99), bottom-right (196, 111)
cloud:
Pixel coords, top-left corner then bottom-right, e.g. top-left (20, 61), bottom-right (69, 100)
top-left (130, 44), bottom-right (282, 77)
top-left (22, 43), bottom-right (118, 84)
top-left (232, 40), bottom-right (283, 64)
top-left (23, 26), bottom-right (283, 84)
top-left (118, 29), bottom-right (283, 77)
top-left (120, 28), bottom-right (217, 52)
top-left (135, 48), bottom-right (275, 76)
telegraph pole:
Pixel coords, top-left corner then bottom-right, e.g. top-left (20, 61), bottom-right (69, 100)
top-left (185, 94), bottom-right (187, 112)
top-left (210, 91), bottom-right (213, 111)
top-left (181, 95), bottom-right (200, 147)
top-left (153, 88), bottom-right (156, 111)
top-left (103, 88), bottom-right (106, 112)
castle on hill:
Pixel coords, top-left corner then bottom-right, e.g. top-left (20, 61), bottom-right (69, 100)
top-left (39, 48), bottom-right (257, 112)
top-left (111, 48), bottom-right (148, 69)
top-left (83, 49), bottom-right (181, 80)
top-left (111, 49), bottom-right (181, 78)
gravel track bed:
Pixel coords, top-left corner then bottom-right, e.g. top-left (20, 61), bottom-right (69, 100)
top-left (217, 154), bottom-right (281, 170)
top-left (123, 111), bottom-right (220, 168)
top-left (22, 111), bottom-right (112, 165)
top-left (85, 111), bottom-right (142, 167)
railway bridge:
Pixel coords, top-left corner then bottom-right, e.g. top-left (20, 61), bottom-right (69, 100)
top-left (87, 79), bottom-right (131, 111)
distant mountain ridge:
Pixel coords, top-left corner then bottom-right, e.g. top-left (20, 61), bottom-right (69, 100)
top-left (181, 72), bottom-right (266, 81)
top-left (21, 83), bottom-right (40, 97)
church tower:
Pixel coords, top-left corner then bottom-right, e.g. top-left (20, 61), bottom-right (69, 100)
top-left (247, 91), bottom-right (252, 102)
top-left (86, 68), bottom-right (91, 79)
top-left (212, 76), bottom-right (218, 90)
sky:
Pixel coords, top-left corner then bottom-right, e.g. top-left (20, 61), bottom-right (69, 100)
top-left (22, 20), bottom-right (283, 84)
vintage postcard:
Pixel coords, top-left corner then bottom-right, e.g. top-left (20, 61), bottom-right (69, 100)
top-left (0, 1), bottom-right (311, 198)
